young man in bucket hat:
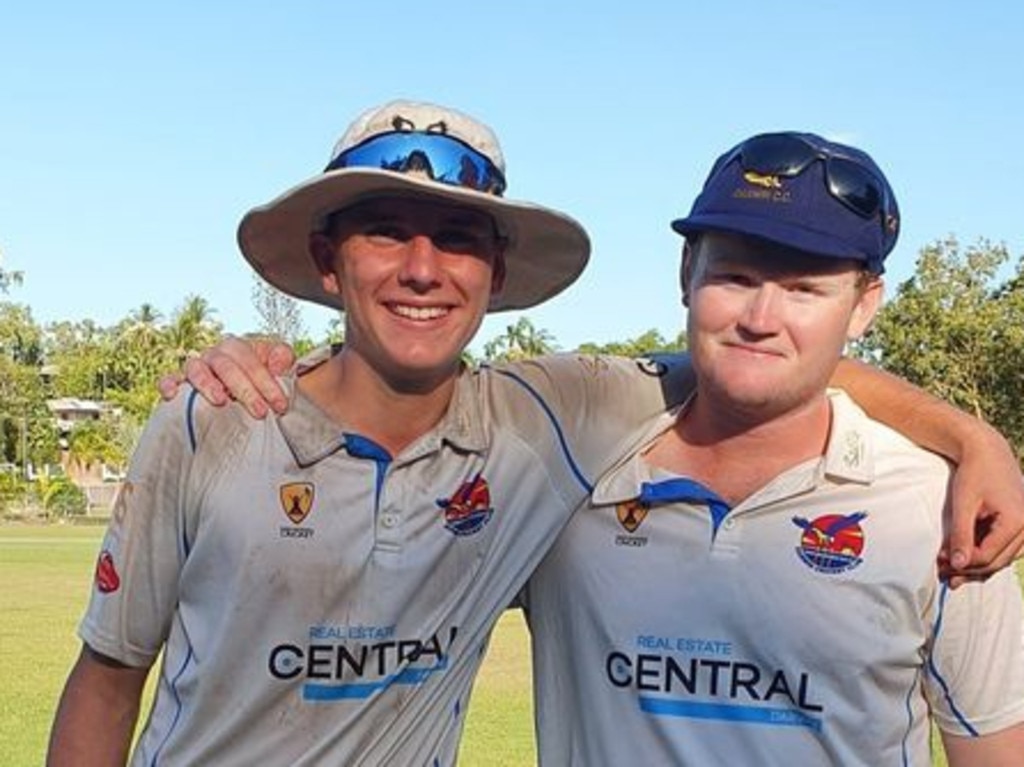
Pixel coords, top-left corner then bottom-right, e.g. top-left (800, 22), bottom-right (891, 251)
top-left (50, 99), bottom-right (675, 766)
top-left (113, 104), bottom-right (1023, 765)
top-left (521, 132), bottom-right (1024, 765)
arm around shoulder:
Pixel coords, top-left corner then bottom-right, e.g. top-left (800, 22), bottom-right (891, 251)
top-left (47, 644), bottom-right (151, 767)
top-left (832, 357), bottom-right (1024, 576)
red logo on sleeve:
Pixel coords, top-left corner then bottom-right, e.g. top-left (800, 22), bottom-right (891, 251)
top-left (95, 551), bottom-right (121, 593)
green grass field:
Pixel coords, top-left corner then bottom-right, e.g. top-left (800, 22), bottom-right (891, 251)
top-left (0, 523), bottom-right (537, 767)
top-left (2, 523), bottom-right (1021, 766)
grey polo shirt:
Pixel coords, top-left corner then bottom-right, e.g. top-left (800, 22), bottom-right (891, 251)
top-left (79, 352), bottom-right (691, 766)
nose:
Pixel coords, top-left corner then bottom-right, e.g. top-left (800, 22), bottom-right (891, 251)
top-left (398, 235), bottom-right (443, 290)
top-left (738, 283), bottom-right (783, 336)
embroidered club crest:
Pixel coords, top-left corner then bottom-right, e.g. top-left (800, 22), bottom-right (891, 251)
top-left (616, 500), bottom-right (649, 533)
top-left (438, 473), bottom-right (493, 536)
top-left (280, 483), bottom-right (315, 525)
top-left (743, 170), bottom-right (783, 189)
top-left (792, 512), bottom-right (867, 574)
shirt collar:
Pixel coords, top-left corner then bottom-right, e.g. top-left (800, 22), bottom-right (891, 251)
top-left (276, 356), bottom-right (488, 468)
top-left (593, 389), bottom-right (875, 505)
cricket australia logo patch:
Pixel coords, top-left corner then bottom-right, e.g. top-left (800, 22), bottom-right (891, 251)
top-left (616, 500), bottom-right (649, 533)
top-left (792, 512), bottom-right (867, 574)
top-left (614, 500), bottom-right (650, 548)
top-left (438, 473), bottom-right (493, 536)
top-left (280, 482), bottom-right (315, 524)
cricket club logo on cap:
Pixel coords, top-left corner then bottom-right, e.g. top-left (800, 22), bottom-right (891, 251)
top-left (792, 512), bottom-right (868, 574)
top-left (738, 170), bottom-right (790, 203)
top-left (438, 473), bottom-right (493, 536)
top-left (280, 482), bottom-right (315, 525)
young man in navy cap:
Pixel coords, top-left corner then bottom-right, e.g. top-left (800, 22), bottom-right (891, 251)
top-left (522, 132), bottom-right (1024, 765)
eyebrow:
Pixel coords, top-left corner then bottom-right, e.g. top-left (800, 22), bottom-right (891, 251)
top-left (438, 213), bottom-right (493, 230)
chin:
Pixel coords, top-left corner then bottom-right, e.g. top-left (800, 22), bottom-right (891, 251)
top-left (705, 373), bottom-right (797, 410)
top-left (388, 354), bottom-right (463, 388)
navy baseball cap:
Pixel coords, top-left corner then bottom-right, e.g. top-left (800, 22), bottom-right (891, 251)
top-left (671, 132), bottom-right (900, 274)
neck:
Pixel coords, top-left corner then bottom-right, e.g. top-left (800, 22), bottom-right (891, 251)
top-left (646, 392), bottom-right (832, 505)
top-left (297, 349), bottom-right (460, 456)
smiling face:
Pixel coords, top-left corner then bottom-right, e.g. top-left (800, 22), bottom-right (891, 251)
top-left (310, 196), bottom-right (506, 390)
top-left (683, 231), bottom-right (882, 421)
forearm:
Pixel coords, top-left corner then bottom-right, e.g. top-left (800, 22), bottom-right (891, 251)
top-left (942, 721), bottom-right (1024, 766)
top-left (831, 358), bottom-right (996, 462)
top-left (47, 645), bottom-right (149, 767)
top-left (832, 358), bottom-right (1024, 572)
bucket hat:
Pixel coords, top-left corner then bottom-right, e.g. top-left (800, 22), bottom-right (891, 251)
top-left (238, 100), bottom-right (590, 311)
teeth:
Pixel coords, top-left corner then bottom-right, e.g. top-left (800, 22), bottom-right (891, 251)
top-left (391, 304), bottom-right (449, 320)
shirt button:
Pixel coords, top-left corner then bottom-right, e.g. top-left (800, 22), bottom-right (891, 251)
top-left (723, 518), bottom-right (736, 530)
top-left (381, 513), bottom-right (398, 529)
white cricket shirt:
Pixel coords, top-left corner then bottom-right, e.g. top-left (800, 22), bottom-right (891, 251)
top-left (79, 352), bottom-right (691, 766)
top-left (524, 391), bottom-right (1024, 766)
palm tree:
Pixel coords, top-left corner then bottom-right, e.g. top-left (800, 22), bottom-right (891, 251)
top-left (168, 295), bottom-right (222, 365)
top-left (106, 303), bottom-right (166, 397)
top-left (482, 317), bottom-right (556, 362)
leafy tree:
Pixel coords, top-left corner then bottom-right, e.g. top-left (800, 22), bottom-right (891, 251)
top-left (44, 319), bottom-right (112, 399)
top-left (65, 418), bottom-right (125, 476)
top-left (0, 304), bottom-right (53, 469)
top-left (483, 317), bottom-right (556, 362)
top-left (0, 469), bottom-right (27, 513)
top-left (324, 314), bottom-right (346, 346)
top-left (0, 249), bottom-right (23, 294)
top-left (252, 275), bottom-right (306, 343)
top-left (852, 237), bottom-right (1024, 459)
top-left (105, 303), bottom-right (170, 418)
top-left (167, 295), bottom-right (222, 366)
top-left (577, 328), bottom-right (687, 357)
top-left (0, 303), bottom-right (43, 365)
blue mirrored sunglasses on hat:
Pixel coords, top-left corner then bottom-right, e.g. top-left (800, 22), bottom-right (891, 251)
top-left (325, 131), bottom-right (507, 197)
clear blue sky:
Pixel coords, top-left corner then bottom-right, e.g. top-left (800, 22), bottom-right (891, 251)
top-left (3, 2), bottom-right (1022, 354)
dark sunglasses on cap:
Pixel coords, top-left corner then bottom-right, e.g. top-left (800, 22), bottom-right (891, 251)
top-left (325, 130), bottom-right (507, 197)
top-left (713, 132), bottom-right (897, 242)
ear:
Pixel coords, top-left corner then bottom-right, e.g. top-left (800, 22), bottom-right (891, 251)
top-left (846, 277), bottom-right (884, 340)
top-left (680, 243), bottom-right (695, 308)
top-left (309, 233), bottom-right (341, 295)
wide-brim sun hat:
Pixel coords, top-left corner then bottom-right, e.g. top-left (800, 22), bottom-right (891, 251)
top-left (238, 100), bottom-right (590, 312)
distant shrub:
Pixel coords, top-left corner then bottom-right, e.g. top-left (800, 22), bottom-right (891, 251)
top-left (36, 477), bottom-right (88, 517)
top-left (0, 472), bottom-right (28, 515)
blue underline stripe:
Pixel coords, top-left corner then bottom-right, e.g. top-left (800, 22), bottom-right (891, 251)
top-left (639, 696), bottom-right (822, 732)
top-left (303, 659), bottom-right (448, 701)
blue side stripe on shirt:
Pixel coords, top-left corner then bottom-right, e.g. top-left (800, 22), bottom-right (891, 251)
top-left (639, 696), bottom-right (822, 732)
top-left (180, 389), bottom-right (203, 556)
top-left (149, 642), bottom-right (195, 767)
top-left (492, 368), bottom-right (592, 493)
top-left (185, 387), bottom-right (200, 453)
top-left (900, 667), bottom-right (921, 767)
top-left (303, 657), bottom-right (449, 701)
top-left (926, 582), bottom-right (979, 736)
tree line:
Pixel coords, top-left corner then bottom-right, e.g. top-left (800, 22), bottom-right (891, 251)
top-left (0, 236), bottom-right (1021, 515)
